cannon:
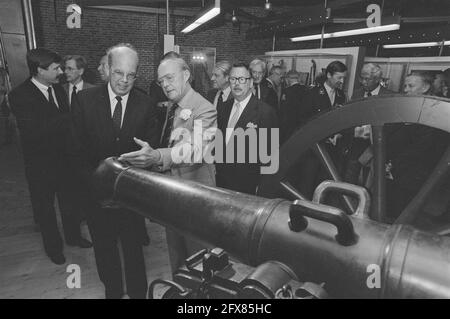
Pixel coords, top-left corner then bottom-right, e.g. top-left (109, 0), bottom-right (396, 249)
top-left (94, 157), bottom-right (450, 299)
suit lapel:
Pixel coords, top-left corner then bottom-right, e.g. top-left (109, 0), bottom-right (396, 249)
top-left (54, 86), bottom-right (69, 113)
top-left (219, 99), bottom-right (233, 132)
top-left (97, 85), bottom-right (115, 139)
top-left (26, 79), bottom-right (51, 107)
top-left (120, 89), bottom-right (138, 137)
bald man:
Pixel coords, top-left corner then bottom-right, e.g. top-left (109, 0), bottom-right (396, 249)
top-left (71, 43), bottom-right (159, 298)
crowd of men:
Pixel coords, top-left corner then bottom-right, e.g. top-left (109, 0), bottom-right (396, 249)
top-left (1, 43), bottom-right (449, 298)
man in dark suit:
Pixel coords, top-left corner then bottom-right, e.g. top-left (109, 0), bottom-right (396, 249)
top-left (297, 61), bottom-right (348, 198)
top-left (216, 62), bottom-right (279, 195)
top-left (9, 48), bottom-right (90, 265)
top-left (71, 43), bottom-right (159, 298)
top-left (266, 65), bottom-right (284, 107)
top-left (279, 70), bottom-right (309, 143)
top-left (249, 58), bottom-right (278, 111)
top-left (207, 60), bottom-right (233, 111)
top-left (62, 55), bottom-right (95, 108)
top-left (345, 63), bottom-right (395, 185)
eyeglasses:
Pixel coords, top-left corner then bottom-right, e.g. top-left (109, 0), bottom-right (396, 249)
top-left (229, 77), bottom-right (251, 84)
top-left (157, 73), bottom-right (177, 87)
top-left (112, 70), bottom-right (137, 81)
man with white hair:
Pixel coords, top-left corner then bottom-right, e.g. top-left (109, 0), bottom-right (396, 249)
top-left (207, 60), bottom-right (233, 110)
top-left (249, 58), bottom-right (278, 110)
top-left (352, 63), bottom-right (393, 99)
top-left (119, 55), bottom-right (217, 274)
top-left (71, 43), bottom-right (159, 298)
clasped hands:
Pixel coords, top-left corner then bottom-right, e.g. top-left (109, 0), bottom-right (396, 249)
top-left (118, 137), bottom-right (161, 168)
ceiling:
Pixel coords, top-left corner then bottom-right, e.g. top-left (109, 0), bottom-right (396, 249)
top-left (79, 0), bottom-right (450, 53)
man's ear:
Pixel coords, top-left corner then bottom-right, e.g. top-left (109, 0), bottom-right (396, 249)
top-left (183, 69), bottom-right (190, 83)
top-left (80, 68), bottom-right (85, 76)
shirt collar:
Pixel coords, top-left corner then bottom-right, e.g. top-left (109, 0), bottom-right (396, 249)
top-left (324, 81), bottom-right (335, 94)
top-left (234, 92), bottom-right (252, 110)
top-left (108, 82), bottom-right (130, 105)
top-left (31, 77), bottom-right (51, 91)
top-left (369, 84), bottom-right (381, 96)
top-left (70, 80), bottom-right (84, 92)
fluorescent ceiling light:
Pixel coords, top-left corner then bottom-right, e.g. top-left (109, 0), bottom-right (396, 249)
top-left (290, 24), bottom-right (400, 42)
top-left (383, 41), bottom-right (450, 49)
top-left (182, 0), bottom-right (220, 33)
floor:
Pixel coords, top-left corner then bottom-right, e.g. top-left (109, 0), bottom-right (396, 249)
top-left (0, 140), bottom-right (172, 299)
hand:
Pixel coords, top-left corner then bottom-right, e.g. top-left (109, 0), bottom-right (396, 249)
top-left (118, 138), bottom-right (161, 168)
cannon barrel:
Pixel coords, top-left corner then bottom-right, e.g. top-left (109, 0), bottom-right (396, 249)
top-left (94, 158), bottom-right (450, 298)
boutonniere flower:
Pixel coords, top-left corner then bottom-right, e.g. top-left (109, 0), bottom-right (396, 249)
top-left (179, 109), bottom-right (192, 121)
top-left (319, 88), bottom-right (325, 95)
top-left (246, 122), bottom-right (258, 129)
top-left (281, 94), bottom-right (286, 101)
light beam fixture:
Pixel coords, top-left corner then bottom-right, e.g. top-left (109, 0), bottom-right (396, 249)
top-left (290, 16), bottom-right (401, 42)
top-left (182, 0), bottom-right (221, 33)
top-left (265, 0), bottom-right (272, 10)
top-left (231, 10), bottom-right (238, 24)
top-left (383, 41), bottom-right (450, 49)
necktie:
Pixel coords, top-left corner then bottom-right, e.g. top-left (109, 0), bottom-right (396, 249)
top-left (160, 103), bottom-right (179, 148)
top-left (366, 91), bottom-right (372, 97)
top-left (112, 96), bottom-right (122, 135)
top-left (218, 91), bottom-right (224, 104)
top-left (71, 85), bottom-right (77, 109)
top-left (254, 84), bottom-right (260, 99)
top-left (226, 102), bottom-right (241, 144)
top-left (47, 86), bottom-right (58, 109)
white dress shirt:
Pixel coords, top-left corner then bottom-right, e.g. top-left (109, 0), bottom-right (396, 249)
top-left (364, 84), bottom-right (381, 98)
top-left (31, 77), bottom-right (59, 108)
top-left (225, 93), bottom-right (252, 144)
top-left (324, 81), bottom-right (335, 106)
top-left (108, 83), bottom-right (129, 127)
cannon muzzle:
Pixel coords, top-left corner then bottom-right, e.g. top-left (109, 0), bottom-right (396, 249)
top-left (94, 158), bottom-right (450, 298)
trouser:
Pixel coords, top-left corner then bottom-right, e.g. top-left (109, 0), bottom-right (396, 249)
top-left (26, 170), bottom-right (81, 257)
top-left (89, 207), bottom-right (148, 299)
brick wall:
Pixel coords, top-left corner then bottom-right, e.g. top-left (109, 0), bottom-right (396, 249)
top-left (33, 0), bottom-right (286, 91)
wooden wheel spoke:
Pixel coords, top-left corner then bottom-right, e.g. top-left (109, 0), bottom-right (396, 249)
top-left (313, 142), bottom-right (356, 214)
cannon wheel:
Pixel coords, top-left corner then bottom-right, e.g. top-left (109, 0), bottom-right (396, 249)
top-left (258, 95), bottom-right (450, 231)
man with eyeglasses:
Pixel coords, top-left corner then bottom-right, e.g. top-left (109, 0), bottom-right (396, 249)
top-left (71, 43), bottom-right (159, 298)
top-left (63, 55), bottom-right (94, 109)
top-left (9, 48), bottom-right (86, 265)
top-left (249, 58), bottom-right (278, 110)
top-left (119, 55), bottom-right (216, 274)
top-left (215, 62), bottom-right (278, 195)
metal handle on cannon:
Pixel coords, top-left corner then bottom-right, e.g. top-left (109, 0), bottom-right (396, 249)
top-left (289, 200), bottom-right (359, 246)
top-left (312, 180), bottom-right (371, 219)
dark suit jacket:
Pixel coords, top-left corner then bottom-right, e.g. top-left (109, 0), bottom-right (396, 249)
top-left (70, 85), bottom-right (159, 191)
top-left (216, 95), bottom-right (279, 195)
top-left (207, 87), bottom-right (233, 111)
top-left (9, 79), bottom-right (70, 176)
top-left (303, 83), bottom-right (346, 116)
top-left (279, 83), bottom-right (309, 143)
top-left (63, 81), bottom-right (95, 97)
top-left (255, 78), bottom-right (278, 111)
top-left (351, 85), bottom-right (394, 100)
